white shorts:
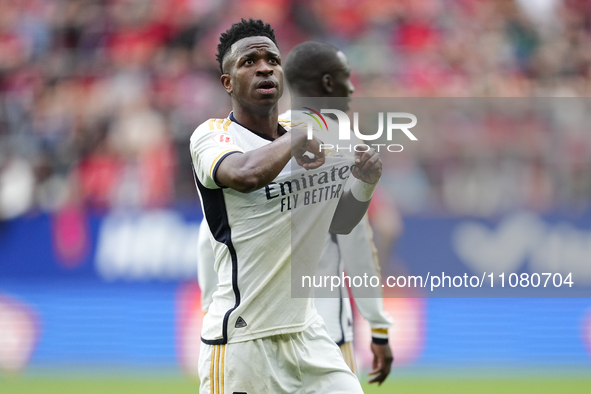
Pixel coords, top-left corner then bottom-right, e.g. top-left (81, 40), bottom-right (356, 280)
top-left (198, 317), bottom-right (364, 394)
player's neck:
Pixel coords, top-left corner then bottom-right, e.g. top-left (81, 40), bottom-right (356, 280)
top-left (232, 104), bottom-right (279, 139)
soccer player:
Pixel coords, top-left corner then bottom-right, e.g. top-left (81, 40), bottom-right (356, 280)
top-left (190, 19), bottom-right (381, 393)
top-left (283, 41), bottom-right (393, 385)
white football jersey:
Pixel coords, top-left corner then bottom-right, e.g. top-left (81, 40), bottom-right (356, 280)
top-left (190, 113), bottom-right (354, 344)
top-left (197, 219), bottom-right (216, 313)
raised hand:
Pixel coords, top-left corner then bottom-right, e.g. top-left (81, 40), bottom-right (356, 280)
top-left (291, 126), bottom-right (326, 170)
top-left (352, 148), bottom-right (382, 184)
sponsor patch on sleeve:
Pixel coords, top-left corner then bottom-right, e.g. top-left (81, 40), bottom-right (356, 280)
top-left (212, 133), bottom-right (235, 147)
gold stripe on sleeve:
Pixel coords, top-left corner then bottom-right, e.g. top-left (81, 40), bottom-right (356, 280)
top-left (223, 119), bottom-right (231, 131)
top-left (216, 119), bottom-right (224, 129)
top-left (371, 328), bottom-right (389, 335)
top-left (208, 119), bottom-right (215, 131)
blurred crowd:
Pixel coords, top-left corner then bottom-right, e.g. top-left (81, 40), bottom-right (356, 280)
top-left (1, 0), bottom-right (591, 220)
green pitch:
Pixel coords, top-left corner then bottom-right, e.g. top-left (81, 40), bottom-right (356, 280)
top-left (1, 377), bottom-right (591, 394)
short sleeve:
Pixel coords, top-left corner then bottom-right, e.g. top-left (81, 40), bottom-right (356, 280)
top-left (189, 119), bottom-right (244, 189)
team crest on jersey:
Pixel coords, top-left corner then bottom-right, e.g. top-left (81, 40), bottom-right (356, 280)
top-left (325, 149), bottom-right (345, 158)
top-left (213, 133), bottom-right (234, 146)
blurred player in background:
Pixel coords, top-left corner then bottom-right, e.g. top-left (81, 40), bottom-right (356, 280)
top-left (190, 19), bottom-right (382, 393)
top-left (283, 41), bottom-right (394, 385)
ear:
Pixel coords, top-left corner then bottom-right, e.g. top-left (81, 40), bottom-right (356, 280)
top-left (221, 74), bottom-right (233, 94)
top-left (322, 74), bottom-right (333, 94)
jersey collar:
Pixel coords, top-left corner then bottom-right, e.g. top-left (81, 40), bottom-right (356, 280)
top-left (229, 112), bottom-right (287, 142)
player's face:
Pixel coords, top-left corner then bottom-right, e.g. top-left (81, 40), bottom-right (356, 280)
top-left (331, 51), bottom-right (355, 98)
top-left (328, 51), bottom-right (354, 111)
top-left (222, 36), bottom-right (284, 108)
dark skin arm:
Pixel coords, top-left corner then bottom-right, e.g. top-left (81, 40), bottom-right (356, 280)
top-left (330, 148), bottom-right (382, 234)
top-left (215, 128), bottom-right (325, 192)
top-left (368, 342), bottom-right (394, 385)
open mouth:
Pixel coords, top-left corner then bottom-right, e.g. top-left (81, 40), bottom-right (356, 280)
top-left (256, 80), bottom-right (276, 95)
